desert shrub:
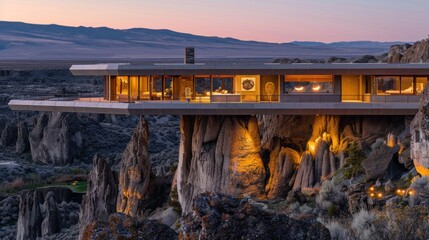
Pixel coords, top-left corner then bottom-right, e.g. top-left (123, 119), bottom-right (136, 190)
top-left (351, 209), bottom-right (377, 240)
top-left (168, 186), bottom-right (182, 214)
top-left (316, 180), bottom-right (345, 215)
top-left (324, 221), bottom-right (350, 240)
top-left (343, 141), bottom-right (365, 179)
top-left (374, 205), bottom-right (429, 240)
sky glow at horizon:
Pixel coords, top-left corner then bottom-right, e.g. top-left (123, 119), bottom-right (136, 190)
top-left (1, 0), bottom-right (428, 43)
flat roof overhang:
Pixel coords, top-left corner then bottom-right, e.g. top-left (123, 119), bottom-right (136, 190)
top-left (8, 100), bottom-right (419, 116)
top-left (70, 63), bottom-right (429, 76)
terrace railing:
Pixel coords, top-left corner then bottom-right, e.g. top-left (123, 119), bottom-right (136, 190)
top-left (10, 94), bottom-right (420, 104)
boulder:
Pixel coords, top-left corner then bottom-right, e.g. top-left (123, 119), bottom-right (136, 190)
top-left (362, 144), bottom-right (401, 180)
top-left (0, 122), bottom-right (17, 147)
top-left (177, 115), bottom-right (266, 213)
top-left (79, 154), bottom-right (118, 240)
top-left (82, 213), bottom-right (178, 240)
top-left (180, 192), bottom-right (331, 240)
top-left (15, 121), bottom-right (30, 154)
top-left (116, 117), bottom-right (152, 217)
top-left (28, 112), bottom-right (82, 165)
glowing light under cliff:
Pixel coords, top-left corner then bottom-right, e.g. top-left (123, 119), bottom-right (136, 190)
top-left (307, 141), bottom-right (316, 155)
top-left (414, 159), bottom-right (429, 176)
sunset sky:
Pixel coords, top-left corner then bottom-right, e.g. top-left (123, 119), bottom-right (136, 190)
top-left (1, 0), bottom-right (428, 43)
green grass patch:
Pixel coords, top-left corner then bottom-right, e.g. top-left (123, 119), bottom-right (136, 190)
top-left (40, 181), bottom-right (88, 193)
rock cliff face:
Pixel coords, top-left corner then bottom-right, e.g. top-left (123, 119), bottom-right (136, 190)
top-left (79, 154), bottom-right (118, 240)
top-left (15, 121), bottom-right (30, 154)
top-left (180, 192), bottom-right (331, 240)
top-left (411, 84), bottom-right (429, 176)
top-left (387, 40), bottom-right (429, 63)
top-left (116, 117), bottom-right (152, 217)
top-left (29, 112), bottom-right (82, 165)
top-left (176, 115), bottom-right (408, 212)
top-left (177, 116), bottom-right (266, 212)
top-left (16, 187), bottom-right (81, 240)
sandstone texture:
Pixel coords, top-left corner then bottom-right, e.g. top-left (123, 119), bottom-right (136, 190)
top-left (0, 122), bottom-right (17, 147)
top-left (411, 84), bottom-right (429, 176)
top-left (177, 116), bottom-right (265, 212)
top-left (82, 212), bottom-right (177, 240)
top-left (78, 154), bottom-right (118, 240)
top-left (29, 112), bottom-right (82, 165)
top-left (180, 192), bottom-right (331, 240)
top-left (116, 117), bottom-right (152, 217)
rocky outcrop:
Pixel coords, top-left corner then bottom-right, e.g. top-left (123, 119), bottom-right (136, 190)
top-left (265, 146), bottom-right (300, 198)
top-left (387, 40), bottom-right (429, 63)
top-left (345, 183), bottom-right (370, 214)
top-left (362, 145), bottom-right (402, 180)
top-left (116, 117), bottom-right (152, 217)
top-left (411, 84), bottom-right (429, 176)
top-left (180, 192), bottom-right (331, 240)
top-left (16, 121), bottom-right (30, 154)
top-left (29, 112), bottom-right (82, 165)
top-left (82, 213), bottom-right (177, 240)
top-left (0, 122), bottom-right (17, 147)
top-left (16, 187), bottom-right (81, 240)
top-left (79, 154), bottom-right (118, 239)
top-left (177, 116), bottom-right (266, 213)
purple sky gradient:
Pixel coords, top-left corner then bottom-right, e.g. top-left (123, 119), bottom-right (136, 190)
top-left (1, 0), bottom-right (428, 43)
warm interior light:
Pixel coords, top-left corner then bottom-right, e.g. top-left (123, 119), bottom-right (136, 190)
top-left (311, 83), bottom-right (321, 91)
top-left (294, 86), bottom-right (304, 91)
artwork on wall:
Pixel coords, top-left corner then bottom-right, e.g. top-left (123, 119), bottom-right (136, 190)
top-left (241, 77), bottom-right (256, 91)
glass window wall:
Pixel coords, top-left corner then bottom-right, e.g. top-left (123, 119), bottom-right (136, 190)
top-left (284, 75), bottom-right (333, 94)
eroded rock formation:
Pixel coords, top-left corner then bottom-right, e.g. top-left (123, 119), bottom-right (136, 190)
top-left (116, 117), bottom-right (152, 217)
top-left (180, 192), bottom-right (331, 240)
top-left (0, 122), bottom-right (17, 147)
top-left (362, 145), bottom-right (401, 180)
top-left (29, 112), bottom-right (82, 165)
top-left (177, 115), bottom-right (265, 212)
top-left (411, 84), bottom-right (429, 176)
top-left (17, 187), bottom-right (81, 240)
top-left (79, 154), bottom-right (118, 240)
top-left (16, 121), bottom-right (30, 154)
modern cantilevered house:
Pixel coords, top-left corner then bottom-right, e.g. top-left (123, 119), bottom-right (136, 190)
top-left (8, 61), bottom-right (429, 115)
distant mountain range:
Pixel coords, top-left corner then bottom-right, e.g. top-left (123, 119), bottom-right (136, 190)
top-left (0, 21), bottom-right (407, 60)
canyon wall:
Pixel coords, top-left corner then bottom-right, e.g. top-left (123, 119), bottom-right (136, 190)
top-left (176, 115), bottom-right (408, 212)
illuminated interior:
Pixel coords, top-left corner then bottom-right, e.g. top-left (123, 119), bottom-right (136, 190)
top-left (104, 74), bottom-right (428, 103)
top-left (376, 76), bottom-right (427, 95)
top-left (284, 75), bottom-right (333, 94)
